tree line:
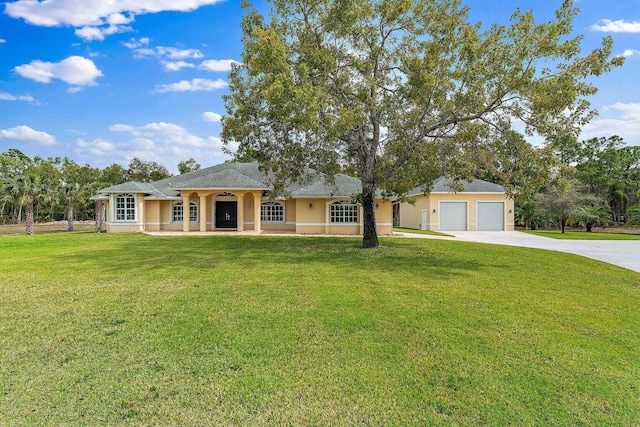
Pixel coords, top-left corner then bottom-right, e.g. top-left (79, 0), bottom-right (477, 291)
top-left (510, 136), bottom-right (640, 232)
top-left (0, 149), bottom-right (200, 235)
top-left (2, 134), bottom-right (639, 236)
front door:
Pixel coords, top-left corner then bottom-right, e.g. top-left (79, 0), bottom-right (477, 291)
top-left (215, 201), bottom-right (237, 229)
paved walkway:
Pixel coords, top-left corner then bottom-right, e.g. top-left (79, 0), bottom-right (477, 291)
top-left (397, 231), bottom-right (640, 274)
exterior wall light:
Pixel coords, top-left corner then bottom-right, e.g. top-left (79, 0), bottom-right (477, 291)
top-left (309, 203), bottom-right (313, 209)
top-left (432, 209), bottom-right (436, 213)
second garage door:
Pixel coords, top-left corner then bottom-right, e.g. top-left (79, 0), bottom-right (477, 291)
top-left (439, 202), bottom-right (467, 231)
top-left (477, 202), bottom-right (505, 231)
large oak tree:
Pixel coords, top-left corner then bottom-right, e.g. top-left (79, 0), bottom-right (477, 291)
top-left (223, 0), bottom-right (622, 247)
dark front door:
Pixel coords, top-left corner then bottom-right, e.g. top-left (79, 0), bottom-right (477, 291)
top-left (215, 201), bottom-right (237, 229)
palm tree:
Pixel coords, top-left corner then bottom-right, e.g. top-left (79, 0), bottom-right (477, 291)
top-left (3, 171), bottom-right (55, 235)
top-left (607, 182), bottom-right (629, 225)
top-left (61, 182), bottom-right (81, 231)
top-left (515, 202), bottom-right (539, 230)
top-left (569, 204), bottom-right (611, 232)
top-left (626, 204), bottom-right (640, 227)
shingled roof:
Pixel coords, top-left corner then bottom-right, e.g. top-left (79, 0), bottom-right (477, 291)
top-left (406, 176), bottom-right (506, 196)
top-left (94, 162), bottom-right (363, 199)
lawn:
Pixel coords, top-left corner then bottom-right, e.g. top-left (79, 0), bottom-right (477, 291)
top-left (1, 234), bottom-right (638, 425)
top-left (0, 221), bottom-right (97, 236)
top-left (393, 227), bottom-right (453, 237)
top-left (522, 229), bottom-right (640, 240)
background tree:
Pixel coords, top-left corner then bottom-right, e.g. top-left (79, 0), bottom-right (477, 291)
top-left (178, 158), bottom-right (201, 174)
top-left (569, 203), bottom-right (611, 232)
top-left (565, 136), bottom-right (640, 223)
top-left (126, 158), bottom-right (172, 182)
top-left (2, 165), bottom-right (56, 235)
top-left (224, 0), bottom-right (622, 247)
top-left (534, 183), bottom-right (593, 233)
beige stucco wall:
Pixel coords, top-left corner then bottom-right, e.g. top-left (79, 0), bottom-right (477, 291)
top-left (105, 193), bottom-right (393, 235)
top-left (375, 199), bottom-right (393, 235)
top-left (105, 193), bottom-right (145, 233)
top-left (398, 193), bottom-right (515, 231)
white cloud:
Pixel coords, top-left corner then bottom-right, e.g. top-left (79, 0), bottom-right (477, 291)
top-left (5, 0), bottom-right (224, 40)
top-left (123, 37), bottom-right (150, 49)
top-left (163, 61), bottom-right (196, 72)
top-left (0, 38), bottom-right (6, 43)
top-left (202, 112), bottom-right (222, 122)
top-left (590, 20), bottom-right (640, 33)
top-left (0, 92), bottom-right (39, 103)
top-left (124, 39), bottom-right (204, 71)
top-left (75, 23), bottom-right (132, 41)
top-left (74, 121), bottom-right (228, 170)
top-left (14, 56), bottom-right (103, 86)
top-left (154, 78), bottom-right (227, 93)
top-left (110, 122), bottom-right (219, 148)
top-left (76, 138), bottom-right (117, 156)
top-left (622, 49), bottom-right (640, 58)
top-left (199, 59), bottom-right (239, 72)
top-left (67, 86), bottom-right (83, 93)
top-left (581, 103), bottom-right (640, 145)
top-left (0, 125), bottom-right (56, 145)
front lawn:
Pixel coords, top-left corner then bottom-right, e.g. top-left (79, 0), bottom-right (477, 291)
top-left (1, 234), bottom-right (638, 425)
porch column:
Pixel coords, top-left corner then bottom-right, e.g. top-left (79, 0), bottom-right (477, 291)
top-left (237, 194), bottom-right (245, 232)
top-left (182, 194), bottom-right (190, 232)
top-left (253, 194), bottom-right (261, 232)
top-left (199, 194), bottom-right (207, 232)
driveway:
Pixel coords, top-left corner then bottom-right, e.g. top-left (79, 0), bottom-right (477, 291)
top-left (442, 231), bottom-right (640, 273)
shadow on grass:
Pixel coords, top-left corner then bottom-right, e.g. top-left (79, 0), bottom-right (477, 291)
top-left (64, 234), bottom-right (488, 283)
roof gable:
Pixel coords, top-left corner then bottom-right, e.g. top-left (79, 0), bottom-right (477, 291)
top-left (408, 176), bottom-right (506, 195)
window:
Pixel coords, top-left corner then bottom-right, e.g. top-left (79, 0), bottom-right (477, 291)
top-left (172, 201), bottom-right (198, 222)
top-left (261, 201), bottom-right (284, 222)
top-left (330, 201), bottom-right (359, 223)
top-left (115, 194), bottom-right (136, 221)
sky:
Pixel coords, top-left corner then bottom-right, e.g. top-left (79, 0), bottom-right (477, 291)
top-left (0, 0), bottom-right (639, 174)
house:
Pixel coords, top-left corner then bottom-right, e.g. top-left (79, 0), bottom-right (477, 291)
top-left (394, 177), bottom-right (514, 231)
top-left (93, 162), bottom-right (393, 235)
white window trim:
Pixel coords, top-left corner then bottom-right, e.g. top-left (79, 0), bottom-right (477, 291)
top-left (113, 193), bottom-right (136, 222)
top-left (261, 201), bottom-right (285, 223)
top-left (328, 200), bottom-right (359, 224)
top-left (171, 200), bottom-right (199, 223)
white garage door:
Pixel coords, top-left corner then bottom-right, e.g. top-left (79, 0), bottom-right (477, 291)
top-left (439, 202), bottom-right (467, 231)
top-left (477, 202), bottom-right (504, 231)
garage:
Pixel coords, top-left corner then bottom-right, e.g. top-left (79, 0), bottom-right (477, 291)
top-left (439, 202), bottom-right (467, 231)
top-left (477, 202), bottom-right (505, 231)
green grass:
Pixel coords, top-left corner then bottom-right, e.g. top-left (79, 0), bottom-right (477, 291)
top-left (0, 221), bottom-right (97, 236)
top-left (1, 234), bottom-right (639, 425)
top-left (393, 227), bottom-right (452, 237)
top-left (522, 229), bottom-right (640, 240)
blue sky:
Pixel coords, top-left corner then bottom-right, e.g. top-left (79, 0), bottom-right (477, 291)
top-left (0, 0), bottom-right (638, 173)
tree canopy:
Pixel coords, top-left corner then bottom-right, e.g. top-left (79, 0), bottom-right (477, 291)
top-left (223, 0), bottom-right (622, 247)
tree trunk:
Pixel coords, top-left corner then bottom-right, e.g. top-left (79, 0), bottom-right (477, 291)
top-left (95, 200), bottom-right (106, 231)
top-left (560, 217), bottom-right (566, 234)
top-left (362, 186), bottom-right (378, 248)
top-left (67, 201), bottom-right (74, 232)
top-left (586, 222), bottom-right (593, 232)
top-left (361, 174), bottom-right (379, 248)
top-left (25, 198), bottom-right (35, 235)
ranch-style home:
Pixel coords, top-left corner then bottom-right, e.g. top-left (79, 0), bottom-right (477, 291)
top-left (93, 162), bottom-right (394, 235)
top-left (393, 177), bottom-right (515, 231)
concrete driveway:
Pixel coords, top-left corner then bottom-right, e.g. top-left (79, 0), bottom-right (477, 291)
top-left (443, 231), bottom-right (640, 274)
top-left (394, 230), bottom-right (640, 273)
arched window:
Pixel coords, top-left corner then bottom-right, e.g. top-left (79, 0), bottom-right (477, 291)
top-left (172, 201), bottom-right (198, 222)
top-left (115, 194), bottom-right (136, 221)
top-left (330, 200), bottom-right (358, 223)
top-left (261, 201), bottom-right (284, 222)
